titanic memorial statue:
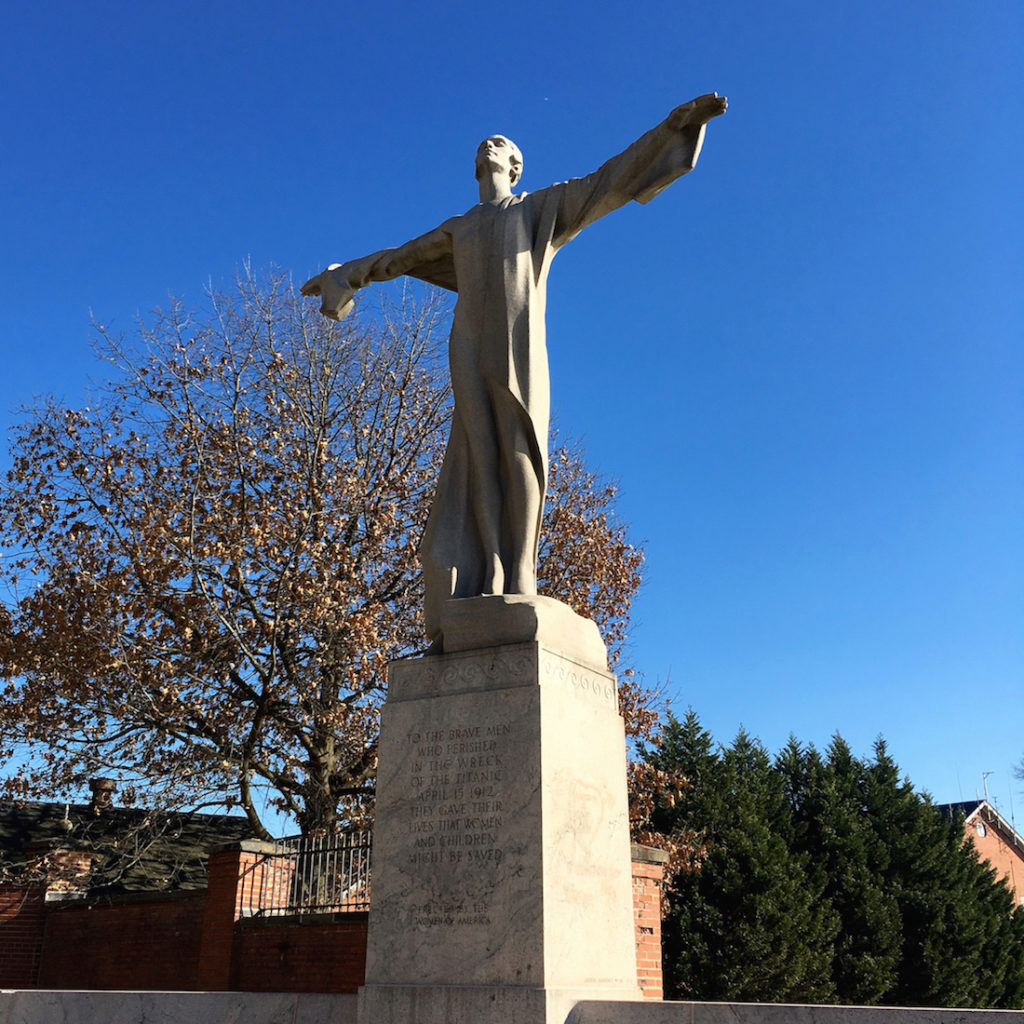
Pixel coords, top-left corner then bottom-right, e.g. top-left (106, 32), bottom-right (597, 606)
top-left (302, 93), bottom-right (727, 649)
top-left (304, 95), bottom-right (727, 1024)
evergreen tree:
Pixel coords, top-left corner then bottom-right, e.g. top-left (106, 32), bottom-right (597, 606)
top-left (651, 713), bottom-right (837, 1002)
top-left (777, 736), bottom-right (901, 1003)
top-left (646, 716), bottom-right (1024, 1009)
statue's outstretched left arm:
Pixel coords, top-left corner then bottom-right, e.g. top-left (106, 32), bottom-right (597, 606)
top-left (665, 93), bottom-right (728, 133)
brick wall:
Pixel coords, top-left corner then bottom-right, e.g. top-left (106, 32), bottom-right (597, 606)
top-left (631, 845), bottom-right (668, 1000)
top-left (234, 912), bottom-right (368, 993)
top-left (0, 885), bottom-right (46, 988)
top-left (37, 893), bottom-right (206, 990)
top-left (4, 842), bottom-right (664, 997)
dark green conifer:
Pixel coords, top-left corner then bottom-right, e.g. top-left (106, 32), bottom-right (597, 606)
top-left (645, 716), bottom-right (1024, 1009)
top-left (777, 736), bottom-right (901, 1002)
top-left (652, 713), bottom-right (837, 1002)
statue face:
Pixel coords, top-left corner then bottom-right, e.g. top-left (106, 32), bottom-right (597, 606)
top-left (476, 135), bottom-right (522, 186)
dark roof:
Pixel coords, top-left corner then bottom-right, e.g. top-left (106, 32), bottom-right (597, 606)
top-left (935, 799), bottom-right (1024, 856)
top-left (0, 799), bottom-right (257, 894)
top-left (936, 799), bottom-right (986, 821)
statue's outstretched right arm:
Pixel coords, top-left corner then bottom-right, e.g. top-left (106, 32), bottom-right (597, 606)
top-left (301, 226), bottom-right (452, 321)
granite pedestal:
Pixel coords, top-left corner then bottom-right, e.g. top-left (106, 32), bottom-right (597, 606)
top-left (359, 596), bottom-right (640, 1024)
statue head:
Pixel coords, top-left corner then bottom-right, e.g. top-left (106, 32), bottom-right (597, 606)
top-left (476, 135), bottom-right (523, 189)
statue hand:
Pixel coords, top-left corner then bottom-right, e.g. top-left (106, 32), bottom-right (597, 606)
top-left (668, 93), bottom-right (728, 133)
top-left (300, 265), bottom-right (356, 321)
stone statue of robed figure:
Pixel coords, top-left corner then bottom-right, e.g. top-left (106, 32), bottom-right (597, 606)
top-left (303, 93), bottom-right (727, 650)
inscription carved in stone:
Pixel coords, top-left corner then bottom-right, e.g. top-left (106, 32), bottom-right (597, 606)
top-left (403, 719), bottom-right (516, 926)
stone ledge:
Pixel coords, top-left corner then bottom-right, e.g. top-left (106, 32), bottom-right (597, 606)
top-left (630, 844), bottom-right (670, 865)
top-left (5, 992), bottom-right (1014, 1024)
top-left (0, 990), bottom-right (358, 1024)
top-left (45, 887), bottom-right (206, 909)
top-left (209, 838), bottom-right (281, 854)
top-left (569, 1000), bottom-right (1024, 1024)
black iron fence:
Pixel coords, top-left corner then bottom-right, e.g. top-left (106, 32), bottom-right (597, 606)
top-left (239, 830), bottom-right (372, 916)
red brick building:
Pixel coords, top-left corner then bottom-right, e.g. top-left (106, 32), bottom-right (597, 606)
top-left (938, 799), bottom-right (1024, 907)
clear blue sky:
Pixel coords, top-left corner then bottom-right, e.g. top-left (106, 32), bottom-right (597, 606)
top-left (2, 2), bottom-right (1021, 815)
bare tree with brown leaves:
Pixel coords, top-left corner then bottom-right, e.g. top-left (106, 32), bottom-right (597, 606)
top-left (0, 269), bottom-right (649, 839)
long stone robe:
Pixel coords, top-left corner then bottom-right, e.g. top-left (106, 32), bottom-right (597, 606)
top-left (358, 113), bottom-right (708, 642)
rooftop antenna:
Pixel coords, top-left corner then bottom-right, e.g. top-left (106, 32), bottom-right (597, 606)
top-left (983, 771), bottom-right (995, 804)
